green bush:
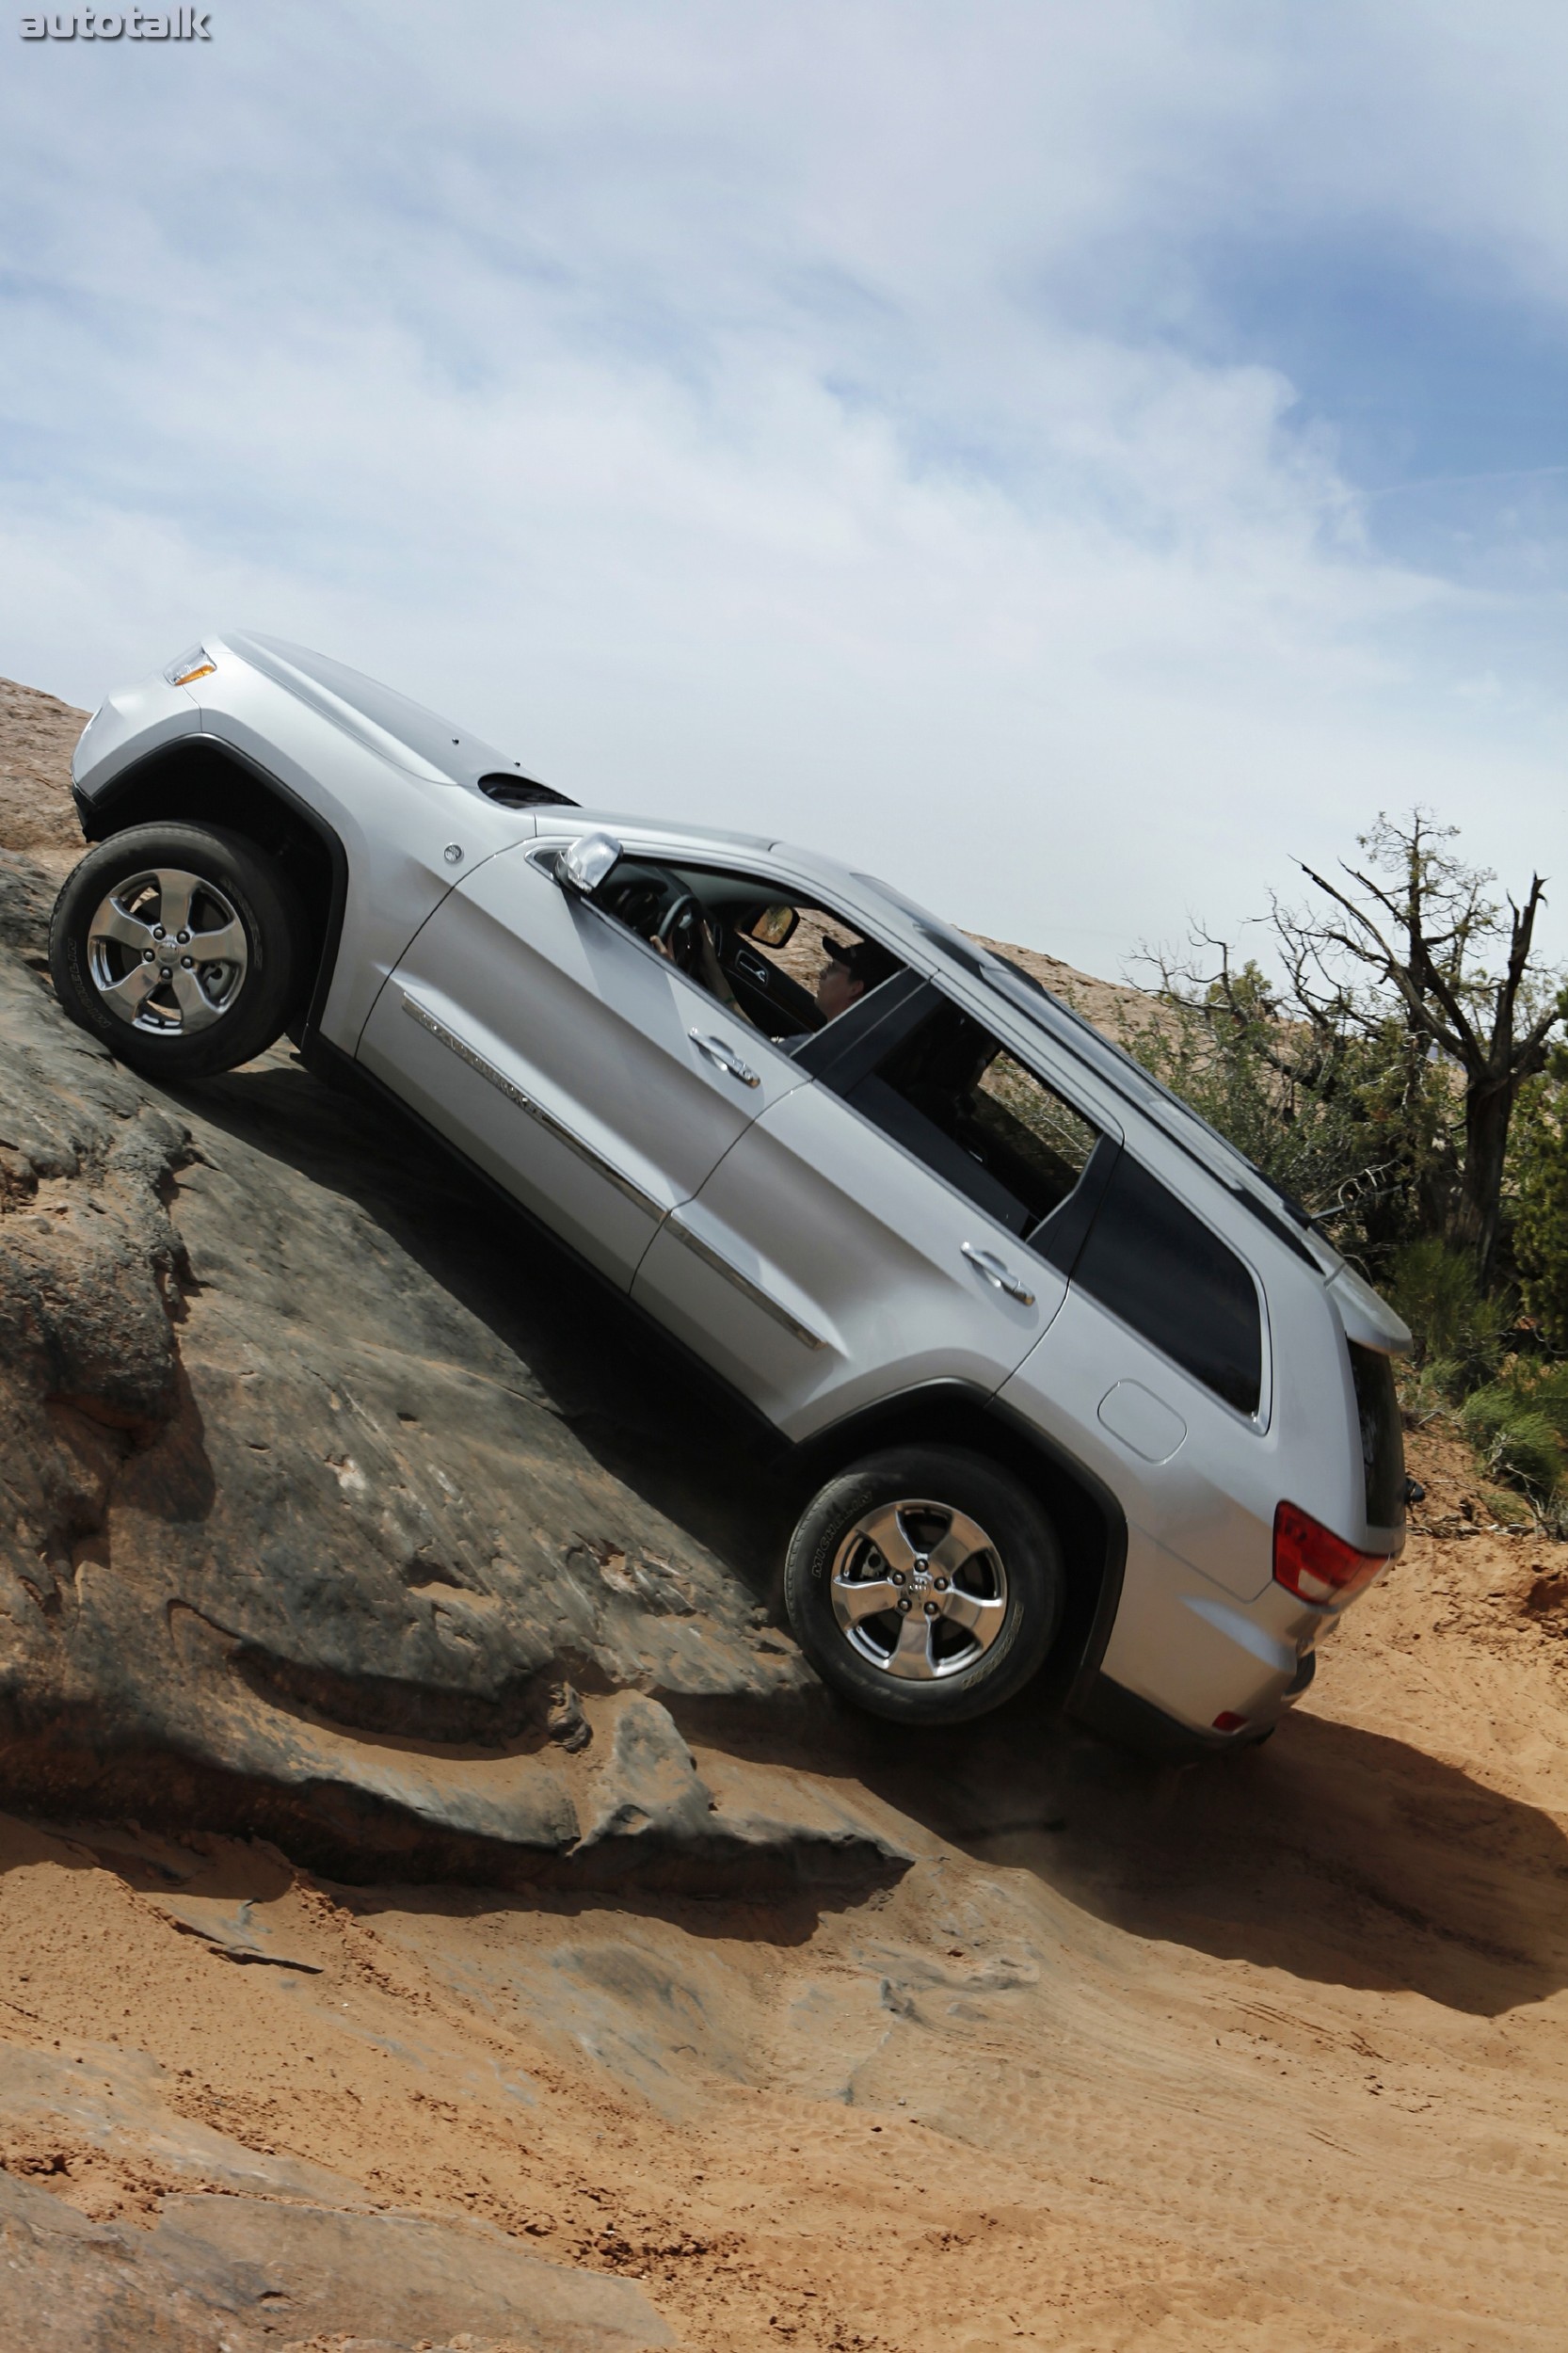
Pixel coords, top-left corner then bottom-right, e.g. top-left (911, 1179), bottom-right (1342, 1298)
top-left (1121, 973), bottom-right (1450, 1271)
top-left (1397, 1354), bottom-right (1463, 1422)
top-left (1481, 1486), bottom-right (1537, 1529)
top-left (1384, 1239), bottom-right (1508, 1385)
top-left (1527, 1364), bottom-right (1568, 1442)
top-left (1513, 1070), bottom-right (1568, 1352)
top-left (1495, 1359), bottom-right (1568, 1444)
top-left (1459, 1385), bottom-right (1565, 1498)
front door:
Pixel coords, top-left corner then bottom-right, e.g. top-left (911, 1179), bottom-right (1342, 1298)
top-left (358, 837), bottom-right (810, 1286)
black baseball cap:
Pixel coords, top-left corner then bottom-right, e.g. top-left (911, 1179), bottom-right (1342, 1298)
top-left (823, 935), bottom-right (901, 989)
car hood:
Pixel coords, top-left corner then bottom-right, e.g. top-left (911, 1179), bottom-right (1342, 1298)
top-left (224, 632), bottom-right (538, 798)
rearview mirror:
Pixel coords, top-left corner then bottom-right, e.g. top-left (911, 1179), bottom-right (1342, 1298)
top-left (744, 902), bottom-right (799, 949)
top-left (559, 829), bottom-right (622, 897)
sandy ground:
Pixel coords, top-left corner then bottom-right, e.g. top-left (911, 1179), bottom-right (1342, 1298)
top-left (2, 1423), bottom-right (1566, 2351)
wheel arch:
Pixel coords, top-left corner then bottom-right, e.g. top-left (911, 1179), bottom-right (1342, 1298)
top-left (784, 1381), bottom-right (1127, 1709)
top-left (75, 737), bottom-right (348, 1040)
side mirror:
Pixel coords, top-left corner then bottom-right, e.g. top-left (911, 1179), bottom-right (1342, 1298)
top-left (744, 902), bottom-right (799, 949)
top-left (559, 829), bottom-right (622, 897)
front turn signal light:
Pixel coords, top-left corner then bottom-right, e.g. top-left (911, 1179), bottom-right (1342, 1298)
top-left (165, 645), bottom-right (216, 687)
top-left (1272, 1501), bottom-right (1389, 1608)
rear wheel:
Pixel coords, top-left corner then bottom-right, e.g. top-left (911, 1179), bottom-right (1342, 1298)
top-left (783, 1446), bottom-right (1064, 1725)
top-left (49, 823), bottom-right (303, 1080)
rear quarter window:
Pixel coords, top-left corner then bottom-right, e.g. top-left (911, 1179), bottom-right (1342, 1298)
top-left (1073, 1154), bottom-right (1262, 1416)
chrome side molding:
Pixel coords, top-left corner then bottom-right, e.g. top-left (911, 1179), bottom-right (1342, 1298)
top-left (401, 993), bottom-right (664, 1221)
top-left (664, 1216), bottom-right (826, 1351)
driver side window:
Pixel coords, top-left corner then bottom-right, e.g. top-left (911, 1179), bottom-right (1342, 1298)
top-left (591, 856), bottom-right (905, 1045)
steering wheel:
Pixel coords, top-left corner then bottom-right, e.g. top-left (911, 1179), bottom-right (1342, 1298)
top-left (655, 890), bottom-right (709, 975)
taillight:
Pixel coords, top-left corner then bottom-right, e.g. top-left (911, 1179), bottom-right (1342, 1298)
top-left (1272, 1501), bottom-right (1389, 1607)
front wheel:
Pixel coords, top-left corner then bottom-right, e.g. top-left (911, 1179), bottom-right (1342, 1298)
top-left (783, 1446), bottom-right (1064, 1725)
top-left (49, 824), bottom-right (303, 1081)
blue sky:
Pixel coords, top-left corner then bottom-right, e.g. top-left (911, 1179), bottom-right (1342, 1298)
top-left (2, 1), bottom-right (1565, 971)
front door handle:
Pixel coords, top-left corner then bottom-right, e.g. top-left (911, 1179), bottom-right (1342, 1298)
top-left (689, 1030), bottom-right (760, 1088)
top-left (961, 1241), bottom-right (1035, 1305)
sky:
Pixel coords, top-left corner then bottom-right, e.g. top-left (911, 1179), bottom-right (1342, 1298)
top-left (2, 1), bottom-right (1566, 974)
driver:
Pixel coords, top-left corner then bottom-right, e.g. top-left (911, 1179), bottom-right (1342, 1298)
top-left (818, 934), bottom-right (900, 1021)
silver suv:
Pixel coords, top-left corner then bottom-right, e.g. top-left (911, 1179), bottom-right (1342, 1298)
top-left (49, 633), bottom-right (1412, 1751)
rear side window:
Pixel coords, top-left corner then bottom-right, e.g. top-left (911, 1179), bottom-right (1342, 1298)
top-left (1074, 1154), bottom-right (1262, 1415)
top-left (845, 999), bottom-right (1099, 1240)
top-left (1348, 1342), bottom-right (1405, 1527)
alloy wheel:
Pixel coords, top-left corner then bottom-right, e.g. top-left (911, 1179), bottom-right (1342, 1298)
top-left (829, 1497), bottom-right (1009, 1680)
top-left (86, 867), bottom-right (249, 1035)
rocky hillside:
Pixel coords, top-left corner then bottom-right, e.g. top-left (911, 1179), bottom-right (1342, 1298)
top-left (2, 675), bottom-right (1567, 2353)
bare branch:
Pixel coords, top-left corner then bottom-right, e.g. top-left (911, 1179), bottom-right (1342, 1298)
top-left (1298, 860), bottom-right (1479, 1064)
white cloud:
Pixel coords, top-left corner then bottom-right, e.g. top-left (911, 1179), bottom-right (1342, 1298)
top-left (1, 0), bottom-right (1565, 968)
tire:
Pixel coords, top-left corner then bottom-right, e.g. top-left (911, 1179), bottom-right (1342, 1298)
top-left (49, 824), bottom-right (304, 1082)
top-left (783, 1446), bottom-right (1064, 1726)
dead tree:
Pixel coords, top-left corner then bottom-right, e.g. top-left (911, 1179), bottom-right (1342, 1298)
top-left (1291, 812), bottom-right (1566, 1281)
top-left (1137, 812), bottom-right (1566, 1280)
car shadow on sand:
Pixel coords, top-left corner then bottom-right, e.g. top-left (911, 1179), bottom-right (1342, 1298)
top-left (701, 1689), bottom-right (1568, 2020)
top-left (178, 1053), bottom-right (1568, 2021)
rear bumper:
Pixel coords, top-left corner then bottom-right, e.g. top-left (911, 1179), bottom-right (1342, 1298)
top-left (1069, 1648), bottom-right (1315, 1761)
top-left (1084, 1525), bottom-right (1324, 1747)
top-left (1069, 1670), bottom-right (1238, 1758)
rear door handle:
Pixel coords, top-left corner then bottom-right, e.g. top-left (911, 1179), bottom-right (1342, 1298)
top-left (961, 1241), bottom-right (1035, 1305)
top-left (689, 1030), bottom-right (760, 1088)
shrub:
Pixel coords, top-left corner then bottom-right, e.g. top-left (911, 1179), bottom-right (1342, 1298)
top-left (1398, 1354), bottom-right (1463, 1424)
top-left (1513, 1070), bottom-right (1568, 1351)
top-left (1495, 1358), bottom-right (1568, 1444)
top-left (1384, 1239), bottom-right (1508, 1385)
top-left (1526, 1364), bottom-right (1568, 1443)
top-left (1459, 1385), bottom-right (1565, 1498)
top-left (1119, 968), bottom-right (1451, 1272)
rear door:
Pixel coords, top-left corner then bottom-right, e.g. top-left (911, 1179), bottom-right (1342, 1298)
top-left (632, 982), bottom-right (1119, 1436)
top-left (357, 835), bottom-right (809, 1287)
